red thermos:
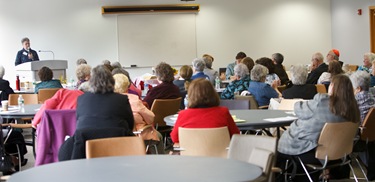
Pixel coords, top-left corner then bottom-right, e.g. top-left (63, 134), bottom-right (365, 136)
top-left (16, 75), bottom-right (20, 91)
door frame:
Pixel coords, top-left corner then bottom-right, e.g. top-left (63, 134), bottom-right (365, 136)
top-left (370, 6), bottom-right (375, 53)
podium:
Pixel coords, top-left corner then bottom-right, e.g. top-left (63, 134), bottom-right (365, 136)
top-left (15, 60), bottom-right (68, 81)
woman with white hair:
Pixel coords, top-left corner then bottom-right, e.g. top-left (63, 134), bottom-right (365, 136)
top-left (221, 63), bottom-right (250, 99)
top-left (282, 65), bottom-right (317, 99)
top-left (191, 58), bottom-right (209, 80)
top-left (350, 71), bottom-right (375, 180)
top-left (350, 71), bottom-right (375, 123)
top-left (113, 74), bottom-right (164, 154)
top-left (248, 64), bottom-right (281, 106)
top-left (0, 65), bottom-right (15, 101)
top-left (358, 52), bottom-right (375, 73)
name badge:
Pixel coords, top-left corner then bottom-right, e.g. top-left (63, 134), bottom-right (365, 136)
top-left (23, 51), bottom-right (28, 56)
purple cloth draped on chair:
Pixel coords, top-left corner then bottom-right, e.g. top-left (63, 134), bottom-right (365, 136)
top-left (35, 109), bottom-right (76, 166)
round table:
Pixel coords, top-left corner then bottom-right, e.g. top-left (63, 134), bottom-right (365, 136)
top-left (8, 155), bottom-right (262, 182)
top-left (0, 104), bottom-right (41, 119)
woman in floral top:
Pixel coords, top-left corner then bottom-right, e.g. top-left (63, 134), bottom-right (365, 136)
top-left (220, 63), bottom-right (250, 99)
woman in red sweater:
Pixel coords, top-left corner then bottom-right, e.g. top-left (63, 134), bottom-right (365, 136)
top-left (170, 78), bottom-right (240, 143)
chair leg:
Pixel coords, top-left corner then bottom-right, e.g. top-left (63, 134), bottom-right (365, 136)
top-left (354, 157), bottom-right (369, 182)
top-left (297, 157), bottom-right (314, 182)
top-left (349, 163), bottom-right (359, 182)
top-left (16, 144), bottom-right (21, 171)
top-left (32, 128), bottom-right (36, 158)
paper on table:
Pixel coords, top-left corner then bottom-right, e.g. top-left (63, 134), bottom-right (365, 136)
top-left (263, 116), bottom-right (297, 122)
top-left (234, 119), bottom-right (246, 123)
top-left (0, 110), bottom-right (18, 114)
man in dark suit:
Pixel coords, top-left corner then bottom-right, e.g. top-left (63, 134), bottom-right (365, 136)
top-left (306, 52), bottom-right (328, 84)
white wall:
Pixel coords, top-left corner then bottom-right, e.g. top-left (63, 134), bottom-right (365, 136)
top-left (0, 0), bottom-right (332, 87)
top-left (331, 0), bottom-right (375, 65)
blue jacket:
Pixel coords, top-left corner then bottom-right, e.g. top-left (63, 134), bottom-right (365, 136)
top-left (248, 81), bottom-right (278, 106)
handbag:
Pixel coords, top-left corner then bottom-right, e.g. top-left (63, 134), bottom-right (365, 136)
top-left (0, 125), bottom-right (14, 172)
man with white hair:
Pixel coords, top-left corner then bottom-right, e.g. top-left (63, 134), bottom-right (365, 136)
top-left (306, 52), bottom-right (328, 84)
top-left (191, 58), bottom-right (209, 80)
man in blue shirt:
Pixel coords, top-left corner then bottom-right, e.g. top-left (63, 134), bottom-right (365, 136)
top-left (15, 37), bottom-right (39, 66)
top-left (225, 52), bottom-right (246, 80)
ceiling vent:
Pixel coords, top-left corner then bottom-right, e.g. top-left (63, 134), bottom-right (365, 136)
top-left (102, 4), bottom-right (200, 14)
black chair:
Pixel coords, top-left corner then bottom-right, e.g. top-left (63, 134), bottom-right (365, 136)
top-left (219, 99), bottom-right (250, 110)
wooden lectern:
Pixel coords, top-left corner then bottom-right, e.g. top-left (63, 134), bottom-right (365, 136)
top-left (15, 60), bottom-right (68, 81)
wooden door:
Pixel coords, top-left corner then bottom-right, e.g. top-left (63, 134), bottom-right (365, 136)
top-left (370, 6), bottom-right (375, 53)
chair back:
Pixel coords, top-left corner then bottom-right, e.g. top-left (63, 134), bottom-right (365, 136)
top-left (179, 127), bottom-right (230, 158)
top-left (8, 94), bottom-right (38, 105)
top-left (348, 64), bottom-right (358, 72)
top-left (315, 121), bottom-right (359, 160)
top-left (361, 108), bottom-right (375, 142)
top-left (219, 99), bottom-right (249, 110)
top-left (228, 134), bottom-right (276, 178)
top-left (315, 84), bottom-right (327, 93)
top-left (277, 99), bottom-right (303, 110)
top-left (277, 85), bottom-right (287, 93)
top-left (234, 95), bottom-right (258, 109)
top-left (38, 88), bottom-right (61, 104)
top-left (86, 136), bottom-right (146, 159)
top-left (151, 97), bottom-right (181, 128)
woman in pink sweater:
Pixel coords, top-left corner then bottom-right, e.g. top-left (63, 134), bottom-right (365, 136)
top-left (171, 78), bottom-right (240, 143)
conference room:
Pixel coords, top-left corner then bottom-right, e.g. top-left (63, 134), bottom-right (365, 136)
top-left (0, 0), bottom-right (375, 182)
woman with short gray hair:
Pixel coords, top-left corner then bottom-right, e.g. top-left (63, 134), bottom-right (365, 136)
top-left (282, 65), bottom-right (317, 99)
top-left (221, 63), bottom-right (250, 99)
top-left (350, 71), bottom-right (375, 122)
top-left (0, 65), bottom-right (15, 101)
top-left (248, 64), bottom-right (280, 106)
top-left (191, 58), bottom-right (209, 80)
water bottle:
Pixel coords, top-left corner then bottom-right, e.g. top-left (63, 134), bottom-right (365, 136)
top-left (215, 76), bottom-right (220, 89)
top-left (184, 94), bottom-right (188, 109)
top-left (18, 95), bottom-right (24, 112)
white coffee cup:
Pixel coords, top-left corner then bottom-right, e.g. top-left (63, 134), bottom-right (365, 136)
top-left (1, 100), bottom-right (8, 111)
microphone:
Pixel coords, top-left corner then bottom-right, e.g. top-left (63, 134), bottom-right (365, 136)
top-left (38, 50), bottom-right (55, 60)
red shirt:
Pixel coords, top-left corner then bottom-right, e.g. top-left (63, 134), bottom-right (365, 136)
top-left (171, 106), bottom-right (240, 143)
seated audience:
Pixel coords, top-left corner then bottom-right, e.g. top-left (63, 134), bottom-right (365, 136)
top-left (143, 62), bottom-right (180, 108)
top-left (173, 65), bottom-right (193, 109)
top-left (306, 52), bottom-right (328, 84)
top-left (358, 52), bottom-right (375, 73)
top-left (113, 74), bottom-right (164, 154)
top-left (202, 54), bottom-right (218, 85)
top-left (0, 65), bottom-right (14, 101)
top-left (75, 64), bottom-right (91, 89)
top-left (248, 64), bottom-right (281, 107)
top-left (111, 61), bottom-right (122, 69)
top-left (318, 60), bottom-right (343, 84)
top-left (371, 60), bottom-right (375, 87)
top-left (112, 68), bottom-right (141, 98)
top-left (277, 74), bottom-right (360, 181)
top-left (76, 58), bottom-right (87, 65)
top-left (272, 53), bottom-right (289, 85)
top-left (170, 78), bottom-right (240, 143)
top-left (226, 52), bottom-right (247, 80)
top-left (221, 63), bottom-right (250, 99)
top-left (191, 58), bottom-right (209, 80)
top-left (256, 57), bottom-right (281, 86)
top-left (58, 65), bottom-right (134, 160)
top-left (34, 66), bottom-right (63, 93)
top-left (282, 65), bottom-right (317, 100)
top-left (240, 57), bottom-right (255, 73)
